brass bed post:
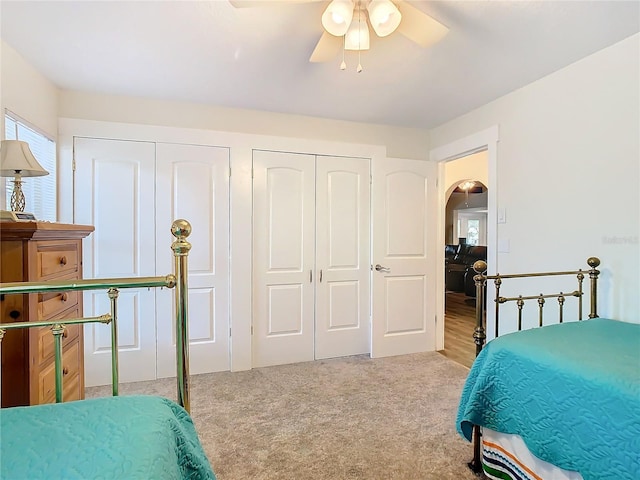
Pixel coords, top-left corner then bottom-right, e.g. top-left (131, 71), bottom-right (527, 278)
top-left (0, 330), bottom-right (3, 396)
top-left (577, 271), bottom-right (584, 320)
top-left (51, 324), bottom-right (65, 403)
top-left (171, 219), bottom-right (192, 413)
top-left (494, 277), bottom-right (502, 338)
top-left (516, 296), bottom-right (524, 331)
top-left (469, 260), bottom-right (488, 475)
top-left (108, 288), bottom-right (120, 397)
top-left (472, 260), bottom-right (488, 357)
top-left (537, 295), bottom-right (545, 327)
top-left (587, 257), bottom-right (600, 319)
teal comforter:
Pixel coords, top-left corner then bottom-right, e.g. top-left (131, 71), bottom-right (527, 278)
top-left (1, 395), bottom-right (215, 480)
top-left (457, 318), bottom-right (640, 480)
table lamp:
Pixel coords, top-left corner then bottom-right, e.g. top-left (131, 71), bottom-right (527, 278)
top-left (0, 140), bottom-right (49, 213)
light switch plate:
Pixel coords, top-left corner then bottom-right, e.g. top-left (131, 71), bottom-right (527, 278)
top-left (497, 208), bottom-right (507, 224)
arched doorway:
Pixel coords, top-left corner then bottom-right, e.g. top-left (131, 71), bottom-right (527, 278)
top-left (437, 147), bottom-right (489, 367)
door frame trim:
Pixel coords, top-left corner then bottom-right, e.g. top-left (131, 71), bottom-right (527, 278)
top-left (429, 126), bottom-right (499, 351)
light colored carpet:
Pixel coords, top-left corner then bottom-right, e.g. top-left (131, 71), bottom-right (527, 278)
top-left (87, 351), bottom-right (477, 480)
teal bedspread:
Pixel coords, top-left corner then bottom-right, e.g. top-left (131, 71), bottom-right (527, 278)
top-left (1, 395), bottom-right (216, 480)
top-left (457, 318), bottom-right (640, 480)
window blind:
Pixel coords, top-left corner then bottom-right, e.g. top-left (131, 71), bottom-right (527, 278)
top-left (4, 113), bottom-right (57, 221)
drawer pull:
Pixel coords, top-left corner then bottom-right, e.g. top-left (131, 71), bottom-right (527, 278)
top-left (60, 293), bottom-right (68, 303)
top-left (9, 310), bottom-right (20, 320)
top-left (63, 367), bottom-right (69, 376)
top-left (59, 256), bottom-right (67, 266)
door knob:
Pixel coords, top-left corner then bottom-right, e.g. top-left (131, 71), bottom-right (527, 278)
top-left (375, 264), bottom-right (390, 273)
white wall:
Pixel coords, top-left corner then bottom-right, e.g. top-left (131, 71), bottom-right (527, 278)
top-left (0, 40), bottom-right (59, 210)
top-left (0, 40), bottom-right (58, 139)
top-left (430, 33), bottom-right (640, 323)
top-left (58, 90), bottom-right (429, 161)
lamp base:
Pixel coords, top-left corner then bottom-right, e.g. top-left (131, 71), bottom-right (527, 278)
top-left (10, 177), bottom-right (26, 212)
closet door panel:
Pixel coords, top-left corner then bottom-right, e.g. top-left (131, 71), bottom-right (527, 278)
top-left (74, 137), bottom-right (157, 386)
top-left (315, 156), bottom-right (371, 359)
top-left (253, 150), bottom-right (315, 367)
top-left (155, 142), bottom-right (230, 377)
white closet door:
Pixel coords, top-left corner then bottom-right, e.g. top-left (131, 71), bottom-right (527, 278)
top-left (155, 143), bottom-right (230, 377)
top-left (74, 137), bottom-right (157, 386)
top-left (371, 158), bottom-right (437, 357)
top-left (315, 156), bottom-right (371, 359)
top-left (252, 150), bottom-right (315, 367)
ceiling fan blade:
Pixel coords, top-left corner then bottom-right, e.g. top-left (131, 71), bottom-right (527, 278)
top-left (229, 0), bottom-right (318, 7)
top-left (396, 1), bottom-right (449, 48)
top-left (309, 31), bottom-right (342, 63)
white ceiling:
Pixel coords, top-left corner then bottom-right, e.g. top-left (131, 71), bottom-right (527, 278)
top-left (1, 0), bottom-right (639, 129)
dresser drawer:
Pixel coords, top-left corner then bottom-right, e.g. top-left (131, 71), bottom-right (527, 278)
top-left (38, 290), bottom-right (79, 320)
top-left (41, 374), bottom-right (81, 405)
top-left (37, 341), bottom-right (81, 404)
top-left (37, 243), bottom-right (79, 280)
top-left (36, 306), bottom-right (81, 365)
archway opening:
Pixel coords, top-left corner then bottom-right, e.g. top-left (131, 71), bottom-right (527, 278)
top-left (440, 156), bottom-right (488, 367)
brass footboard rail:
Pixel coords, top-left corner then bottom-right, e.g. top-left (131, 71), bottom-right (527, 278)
top-left (0, 219), bottom-right (192, 412)
top-left (466, 256), bottom-right (601, 475)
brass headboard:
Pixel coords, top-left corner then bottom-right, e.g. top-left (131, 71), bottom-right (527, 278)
top-left (470, 257), bottom-right (601, 357)
top-left (0, 219), bottom-right (193, 412)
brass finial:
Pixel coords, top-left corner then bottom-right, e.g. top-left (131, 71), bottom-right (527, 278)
top-left (171, 219), bottom-right (192, 240)
top-left (171, 219), bottom-right (192, 257)
top-left (587, 257), bottom-right (600, 268)
top-left (473, 260), bottom-right (487, 274)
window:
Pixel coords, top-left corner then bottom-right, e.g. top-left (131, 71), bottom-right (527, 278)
top-left (466, 219), bottom-right (480, 246)
top-left (4, 113), bottom-right (57, 221)
top-left (456, 210), bottom-right (487, 246)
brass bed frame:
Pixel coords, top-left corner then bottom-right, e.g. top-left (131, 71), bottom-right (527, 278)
top-left (0, 219), bottom-right (193, 413)
top-left (467, 256), bottom-right (601, 475)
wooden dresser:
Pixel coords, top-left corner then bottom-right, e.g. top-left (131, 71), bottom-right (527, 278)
top-left (0, 222), bottom-right (94, 407)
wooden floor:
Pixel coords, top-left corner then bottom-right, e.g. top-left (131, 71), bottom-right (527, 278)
top-left (439, 291), bottom-right (477, 369)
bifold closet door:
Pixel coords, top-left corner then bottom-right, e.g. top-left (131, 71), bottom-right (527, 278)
top-left (74, 137), bottom-right (157, 386)
top-left (155, 143), bottom-right (230, 377)
top-left (315, 156), bottom-right (371, 359)
top-left (252, 150), bottom-right (315, 368)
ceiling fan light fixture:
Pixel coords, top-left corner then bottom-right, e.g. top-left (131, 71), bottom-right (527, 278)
top-left (321, 0), bottom-right (354, 37)
top-left (344, 10), bottom-right (370, 50)
top-left (367, 0), bottom-right (402, 37)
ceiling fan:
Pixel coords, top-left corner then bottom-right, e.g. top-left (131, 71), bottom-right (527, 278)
top-left (229, 0), bottom-right (448, 70)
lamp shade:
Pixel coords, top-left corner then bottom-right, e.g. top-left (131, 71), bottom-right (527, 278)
top-left (367, 0), bottom-right (402, 37)
top-left (344, 10), bottom-right (370, 50)
top-left (321, 0), bottom-right (354, 37)
top-left (0, 140), bottom-right (49, 177)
